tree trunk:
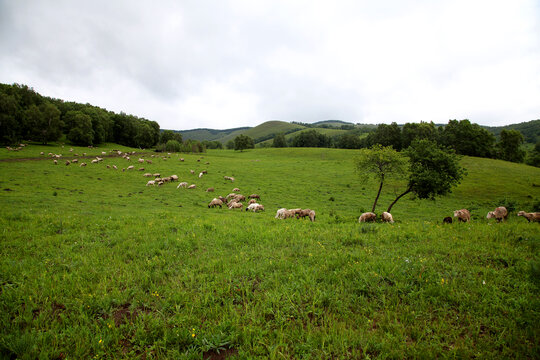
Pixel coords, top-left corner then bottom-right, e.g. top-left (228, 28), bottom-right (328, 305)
top-left (387, 186), bottom-right (412, 213)
top-left (371, 174), bottom-right (384, 213)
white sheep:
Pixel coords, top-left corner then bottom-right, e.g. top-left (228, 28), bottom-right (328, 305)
top-left (381, 212), bottom-right (394, 223)
top-left (176, 182), bottom-right (188, 189)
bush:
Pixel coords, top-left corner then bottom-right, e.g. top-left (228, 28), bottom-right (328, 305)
top-left (165, 140), bottom-right (181, 152)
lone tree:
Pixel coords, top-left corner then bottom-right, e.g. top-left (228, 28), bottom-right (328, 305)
top-left (234, 134), bottom-right (254, 151)
top-left (386, 139), bottom-right (466, 212)
top-left (497, 129), bottom-right (525, 163)
top-left (355, 145), bottom-right (408, 212)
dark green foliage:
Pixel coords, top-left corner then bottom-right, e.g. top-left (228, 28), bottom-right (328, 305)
top-left (160, 130), bottom-right (182, 144)
top-left (497, 129), bottom-right (525, 163)
top-left (0, 83), bottom-right (160, 147)
top-left (66, 111), bottom-right (94, 146)
top-left (365, 122), bottom-right (402, 150)
top-left (202, 140), bottom-right (223, 149)
top-left (164, 140), bottom-right (181, 152)
top-left (234, 134), bottom-right (254, 151)
top-left (272, 133), bottom-right (287, 148)
top-left (337, 133), bottom-right (363, 149)
top-left (401, 121), bottom-right (437, 149)
top-left (440, 119), bottom-right (495, 157)
top-left (387, 140), bottom-right (466, 212)
top-left (526, 142), bottom-right (540, 167)
top-left (292, 130), bottom-right (332, 147)
top-left (226, 140), bottom-right (235, 149)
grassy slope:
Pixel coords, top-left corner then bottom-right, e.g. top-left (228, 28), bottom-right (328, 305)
top-left (0, 145), bottom-right (539, 359)
top-left (177, 127), bottom-right (251, 142)
top-left (219, 121), bottom-right (305, 144)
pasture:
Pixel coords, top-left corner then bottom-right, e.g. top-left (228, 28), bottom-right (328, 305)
top-left (0, 144), bottom-right (539, 359)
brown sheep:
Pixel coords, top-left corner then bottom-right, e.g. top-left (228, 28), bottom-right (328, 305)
top-left (381, 212), bottom-right (394, 223)
top-left (235, 195), bottom-right (246, 202)
top-left (359, 212), bottom-right (376, 222)
top-left (218, 196), bottom-right (227, 203)
top-left (453, 209), bottom-right (471, 222)
top-left (187, 184), bottom-right (196, 189)
top-left (206, 187), bottom-right (215, 192)
top-left (248, 199), bottom-right (257, 204)
top-left (486, 206), bottom-right (508, 222)
top-left (208, 198), bottom-right (223, 208)
top-left (232, 188), bottom-right (240, 192)
top-left (517, 211), bottom-right (540, 222)
top-left (249, 194), bottom-right (261, 200)
top-left (443, 216), bottom-right (453, 224)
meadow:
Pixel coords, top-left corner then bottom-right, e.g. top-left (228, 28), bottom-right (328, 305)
top-left (0, 144), bottom-right (539, 359)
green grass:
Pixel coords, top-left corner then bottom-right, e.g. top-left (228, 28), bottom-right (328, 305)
top-left (1, 145), bottom-right (539, 359)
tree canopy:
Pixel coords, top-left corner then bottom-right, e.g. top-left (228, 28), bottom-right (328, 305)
top-left (356, 145), bottom-right (408, 212)
top-left (387, 140), bottom-right (466, 212)
top-left (234, 134), bottom-right (254, 151)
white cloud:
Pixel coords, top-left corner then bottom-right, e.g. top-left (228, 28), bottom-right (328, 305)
top-left (0, 0), bottom-right (538, 130)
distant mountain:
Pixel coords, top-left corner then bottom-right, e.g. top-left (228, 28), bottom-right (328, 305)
top-left (175, 127), bottom-right (250, 142)
top-left (484, 120), bottom-right (540, 144)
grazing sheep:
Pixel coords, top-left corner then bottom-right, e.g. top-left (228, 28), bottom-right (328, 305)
top-left (53, 159), bottom-right (58, 165)
top-left (289, 208), bottom-right (302, 216)
top-left (296, 209), bottom-right (316, 222)
top-left (296, 209), bottom-right (312, 220)
top-left (232, 188), bottom-right (240, 192)
top-left (40, 151), bottom-right (44, 155)
top-left (248, 199), bottom-right (257, 204)
top-left (127, 165), bottom-right (134, 170)
top-left (226, 193), bottom-right (237, 201)
top-left (187, 184), bottom-right (196, 189)
top-left (218, 196), bottom-right (226, 203)
top-left (199, 172), bottom-right (204, 178)
top-left (246, 203), bottom-right (265, 212)
top-left (91, 159), bottom-right (98, 164)
top-left (206, 187), bottom-right (215, 192)
top-left (138, 168), bottom-right (145, 171)
top-left (201, 170), bottom-right (208, 174)
top-left (138, 158), bottom-right (144, 163)
top-left (453, 209), bottom-right (471, 222)
top-left (112, 165), bottom-right (118, 170)
top-left (228, 202), bottom-right (243, 210)
top-left (72, 159), bottom-right (78, 163)
top-left (180, 158), bottom-right (184, 162)
top-left (106, 165), bottom-right (111, 169)
top-left (145, 160), bottom-right (152, 164)
top-left (381, 212), bottom-right (394, 223)
top-left (235, 195), bottom-right (246, 202)
top-left (249, 194), bottom-right (260, 200)
top-left (170, 175), bottom-right (179, 181)
top-left (443, 216), bottom-right (453, 224)
top-left (486, 206), bottom-right (508, 222)
top-left (153, 173), bottom-right (161, 177)
top-left (208, 198), bottom-right (223, 208)
top-left (146, 180), bottom-right (155, 186)
top-left (162, 176), bottom-right (172, 182)
top-left (80, 162), bottom-right (87, 167)
top-left (176, 182), bottom-right (188, 189)
top-left (275, 208), bottom-right (295, 219)
top-left (227, 199), bottom-right (238, 208)
top-left (190, 170), bottom-right (195, 174)
top-left (224, 176), bottom-right (235, 182)
top-left (517, 211), bottom-right (540, 222)
top-left (143, 173), bottom-right (153, 177)
top-left (359, 212), bottom-right (376, 222)
top-left (101, 151), bottom-right (106, 155)
top-left (65, 160), bottom-right (71, 166)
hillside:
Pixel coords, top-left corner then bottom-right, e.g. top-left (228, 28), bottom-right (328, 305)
top-left (484, 119), bottom-right (540, 144)
top-left (218, 120), bottom-right (305, 144)
top-left (176, 126), bottom-right (250, 142)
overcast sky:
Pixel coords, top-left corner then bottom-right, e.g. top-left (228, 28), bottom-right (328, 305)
top-left (1, 0), bottom-right (539, 130)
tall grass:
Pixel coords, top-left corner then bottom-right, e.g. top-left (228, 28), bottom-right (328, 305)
top-left (0, 144), bottom-right (539, 358)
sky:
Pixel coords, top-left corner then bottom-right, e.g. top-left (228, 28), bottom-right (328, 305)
top-left (1, 0), bottom-right (539, 130)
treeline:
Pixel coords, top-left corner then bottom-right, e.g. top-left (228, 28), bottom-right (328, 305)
top-left (270, 120), bottom-right (540, 166)
top-left (0, 83), bottom-right (161, 148)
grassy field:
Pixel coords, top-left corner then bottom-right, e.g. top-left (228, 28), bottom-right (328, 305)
top-left (0, 144), bottom-right (539, 359)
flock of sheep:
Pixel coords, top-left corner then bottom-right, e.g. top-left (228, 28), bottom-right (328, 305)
top-left (39, 147), bottom-right (540, 224)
